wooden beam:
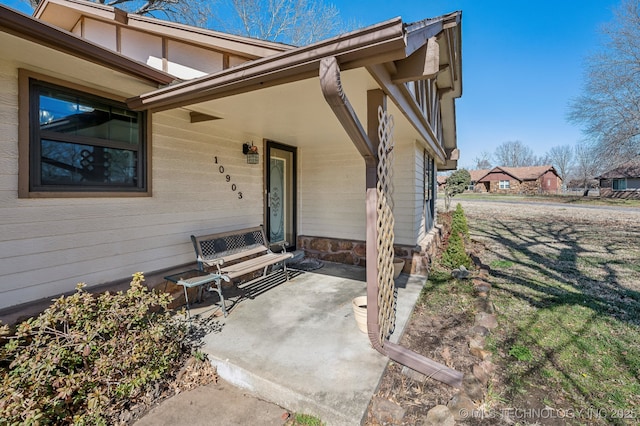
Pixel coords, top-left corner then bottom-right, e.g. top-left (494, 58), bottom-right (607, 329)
top-left (392, 37), bottom-right (439, 84)
top-left (189, 111), bottom-right (221, 123)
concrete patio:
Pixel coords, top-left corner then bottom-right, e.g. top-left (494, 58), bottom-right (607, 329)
top-left (184, 261), bottom-right (425, 425)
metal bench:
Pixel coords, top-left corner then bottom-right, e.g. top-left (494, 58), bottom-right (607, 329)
top-left (190, 226), bottom-right (294, 287)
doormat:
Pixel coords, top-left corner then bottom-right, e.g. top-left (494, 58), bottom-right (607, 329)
top-left (287, 257), bottom-right (324, 271)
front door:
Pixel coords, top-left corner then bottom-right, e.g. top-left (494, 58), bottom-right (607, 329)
top-left (266, 141), bottom-right (297, 250)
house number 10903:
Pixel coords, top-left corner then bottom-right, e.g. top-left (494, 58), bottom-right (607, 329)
top-left (214, 156), bottom-right (243, 199)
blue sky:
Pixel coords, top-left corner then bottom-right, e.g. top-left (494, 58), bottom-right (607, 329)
top-left (338, 0), bottom-right (621, 168)
top-left (2, 0), bottom-right (622, 168)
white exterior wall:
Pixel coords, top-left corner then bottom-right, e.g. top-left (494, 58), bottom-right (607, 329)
top-left (120, 28), bottom-right (163, 69)
top-left (83, 18), bottom-right (117, 51)
top-left (392, 139), bottom-right (423, 246)
top-left (297, 136), bottom-right (426, 247)
top-left (298, 140), bottom-right (366, 241)
top-left (0, 61), bottom-right (263, 309)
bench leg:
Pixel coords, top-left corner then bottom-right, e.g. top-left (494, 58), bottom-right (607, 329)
top-left (213, 278), bottom-right (228, 317)
top-left (182, 285), bottom-right (192, 321)
top-left (283, 261), bottom-right (289, 281)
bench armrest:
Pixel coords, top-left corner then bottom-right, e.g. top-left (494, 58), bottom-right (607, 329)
top-left (274, 241), bottom-right (289, 253)
top-left (198, 256), bottom-right (224, 273)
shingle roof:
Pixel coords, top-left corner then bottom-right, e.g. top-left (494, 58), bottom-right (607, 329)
top-left (499, 165), bottom-right (557, 181)
top-left (596, 155), bottom-right (640, 179)
top-left (468, 169), bottom-right (490, 182)
top-left (473, 165), bottom-right (558, 182)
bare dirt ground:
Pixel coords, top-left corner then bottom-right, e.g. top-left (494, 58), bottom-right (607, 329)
top-left (365, 199), bottom-right (640, 426)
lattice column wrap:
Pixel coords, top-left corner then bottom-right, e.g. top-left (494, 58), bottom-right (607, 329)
top-left (376, 105), bottom-right (397, 343)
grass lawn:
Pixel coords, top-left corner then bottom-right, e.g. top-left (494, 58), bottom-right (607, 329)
top-left (469, 211), bottom-right (640, 425)
top-left (446, 192), bottom-right (640, 208)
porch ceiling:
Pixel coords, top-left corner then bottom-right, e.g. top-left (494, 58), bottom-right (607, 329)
top-left (179, 68), bottom-right (421, 149)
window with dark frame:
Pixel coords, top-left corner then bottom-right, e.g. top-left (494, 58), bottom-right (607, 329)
top-left (29, 79), bottom-right (146, 193)
top-left (424, 149), bottom-right (435, 231)
top-left (612, 178), bottom-right (626, 191)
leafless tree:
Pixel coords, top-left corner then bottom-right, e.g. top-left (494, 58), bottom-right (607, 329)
top-left (547, 145), bottom-right (574, 183)
top-left (494, 140), bottom-right (536, 167)
top-left (573, 143), bottom-right (602, 195)
top-left (27, 0), bottom-right (210, 26)
top-left (473, 151), bottom-right (492, 170)
top-left (26, 0), bottom-right (347, 44)
top-left (211, 0), bottom-right (345, 45)
top-left (568, 0), bottom-right (640, 165)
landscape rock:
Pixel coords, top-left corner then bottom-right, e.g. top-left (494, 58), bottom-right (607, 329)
top-left (469, 335), bottom-right (485, 351)
top-left (475, 312), bottom-right (498, 329)
top-left (462, 373), bottom-right (485, 402)
top-left (451, 265), bottom-right (470, 279)
top-left (469, 347), bottom-right (492, 360)
top-left (472, 364), bottom-right (490, 385)
top-left (425, 405), bottom-right (455, 426)
top-left (370, 396), bottom-right (406, 424)
top-left (475, 297), bottom-right (495, 314)
top-left (447, 391), bottom-right (476, 421)
top-left (469, 325), bottom-right (490, 337)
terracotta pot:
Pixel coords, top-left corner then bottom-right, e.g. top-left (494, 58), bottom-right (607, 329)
top-left (393, 259), bottom-right (406, 279)
top-left (352, 296), bottom-right (368, 334)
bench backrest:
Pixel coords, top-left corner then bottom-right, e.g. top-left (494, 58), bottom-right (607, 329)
top-left (191, 226), bottom-right (269, 270)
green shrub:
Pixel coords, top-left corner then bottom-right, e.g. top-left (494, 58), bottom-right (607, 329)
top-left (441, 231), bottom-right (472, 269)
top-left (0, 273), bottom-right (187, 425)
top-left (451, 203), bottom-right (469, 239)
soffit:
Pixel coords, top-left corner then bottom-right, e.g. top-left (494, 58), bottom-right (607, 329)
top-left (180, 68), bottom-right (422, 149)
top-left (0, 31), bottom-right (158, 97)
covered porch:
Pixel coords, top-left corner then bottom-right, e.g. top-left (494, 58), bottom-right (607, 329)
top-left (177, 262), bottom-right (424, 425)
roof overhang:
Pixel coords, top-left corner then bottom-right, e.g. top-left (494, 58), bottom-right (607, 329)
top-left (0, 4), bottom-right (174, 85)
top-left (124, 11), bottom-right (462, 167)
top-left (127, 17), bottom-right (407, 111)
top-left (33, 0), bottom-right (291, 59)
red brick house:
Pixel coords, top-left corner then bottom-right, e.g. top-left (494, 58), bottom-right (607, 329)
top-left (474, 165), bottom-right (562, 194)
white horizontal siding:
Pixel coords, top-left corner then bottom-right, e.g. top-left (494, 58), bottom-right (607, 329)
top-left (391, 139), bottom-right (421, 246)
top-left (0, 75), bottom-right (264, 310)
top-left (299, 142), bottom-right (366, 240)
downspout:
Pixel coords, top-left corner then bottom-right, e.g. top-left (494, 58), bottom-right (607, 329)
top-left (319, 56), bottom-right (463, 388)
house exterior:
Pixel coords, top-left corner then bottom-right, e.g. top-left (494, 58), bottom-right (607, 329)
top-left (597, 155), bottom-right (640, 199)
top-left (467, 168), bottom-right (489, 191)
top-left (0, 0), bottom-right (462, 313)
top-left (474, 165), bottom-right (561, 194)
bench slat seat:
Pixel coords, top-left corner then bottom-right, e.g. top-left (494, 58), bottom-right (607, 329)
top-left (191, 225), bottom-right (294, 286)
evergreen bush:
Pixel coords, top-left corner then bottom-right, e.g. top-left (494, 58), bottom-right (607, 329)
top-left (451, 203), bottom-right (469, 239)
top-left (441, 230), bottom-right (472, 270)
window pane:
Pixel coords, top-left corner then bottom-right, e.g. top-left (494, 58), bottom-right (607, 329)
top-left (39, 88), bottom-right (140, 145)
top-left (41, 139), bottom-right (137, 186)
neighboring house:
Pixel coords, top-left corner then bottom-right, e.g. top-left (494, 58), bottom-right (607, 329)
top-left (437, 175), bottom-right (447, 191)
top-left (0, 0), bottom-right (462, 312)
top-left (467, 169), bottom-right (489, 192)
top-left (474, 165), bottom-right (561, 194)
top-left (596, 155), bottom-right (640, 199)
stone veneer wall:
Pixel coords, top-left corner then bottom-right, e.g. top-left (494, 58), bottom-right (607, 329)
top-left (298, 226), bottom-right (443, 276)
